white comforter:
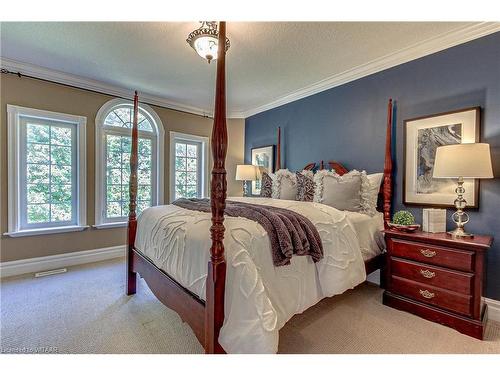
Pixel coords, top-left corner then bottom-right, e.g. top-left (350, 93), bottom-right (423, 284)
top-left (135, 197), bottom-right (366, 353)
top-left (345, 211), bottom-right (385, 261)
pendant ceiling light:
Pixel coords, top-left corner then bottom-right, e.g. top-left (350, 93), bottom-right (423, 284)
top-left (186, 21), bottom-right (230, 63)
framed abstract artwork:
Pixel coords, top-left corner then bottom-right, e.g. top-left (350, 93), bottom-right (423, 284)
top-left (404, 107), bottom-right (480, 208)
top-left (251, 145), bottom-right (275, 195)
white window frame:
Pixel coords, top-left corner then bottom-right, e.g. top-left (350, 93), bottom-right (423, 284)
top-left (169, 131), bottom-right (209, 202)
top-left (5, 105), bottom-right (88, 237)
top-left (94, 98), bottom-right (164, 229)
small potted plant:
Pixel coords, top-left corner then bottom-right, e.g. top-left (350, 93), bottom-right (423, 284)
top-left (388, 210), bottom-right (420, 232)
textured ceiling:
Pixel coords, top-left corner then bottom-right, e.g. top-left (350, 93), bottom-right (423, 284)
top-left (0, 22), bottom-right (489, 116)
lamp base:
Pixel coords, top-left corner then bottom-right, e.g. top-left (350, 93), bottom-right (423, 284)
top-left (448, 177), bottom-right (474, 239)
top-left (447, 227), bottom-right (474, 239)
top-left (243, 181), bottom-right (251, 197)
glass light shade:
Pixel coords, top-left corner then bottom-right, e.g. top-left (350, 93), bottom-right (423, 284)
top-left (193, 35), bottom-right (219, 62)
top-left (186, 22), bottom-right (229, 63)
top-left (433, 143), bottom-right (494, 179)
top-left (236, 165), bottom-right (259, 181)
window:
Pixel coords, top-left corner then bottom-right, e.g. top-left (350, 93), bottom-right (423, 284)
top-left (170, 132), bottom-right (209, 201)
top-left (6, 105), bottom-right (87, 237)
top-left (95, 99), bottom-right (164, 228)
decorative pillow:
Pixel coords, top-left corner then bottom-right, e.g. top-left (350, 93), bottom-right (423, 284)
top-left (314, 169), bottom-right (371, 213)
top-left (296, 170), bottom-right (315, 202)
top-left (366, 173), bottom-right (384, 215)
top-left (259, 172), bottom-right (274, 198)
top-left (272, 169), bottom-right (297, 200)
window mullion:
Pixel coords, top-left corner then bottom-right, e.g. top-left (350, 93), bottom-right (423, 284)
top-left (48, 124), bottom-right (52, 223)
top-left (20, 120), bottom-right (28, 228)
top-left (120, 135), bottom-right (124, 217)
top-left (184, 154), bottom-right (187, 195)
top-left (113, 110), bottom-right (126, 125)
top-left (103, 132), bottom-right (107, 220)
top-left (197, 143), bottom-right (202, 198)
top-left (71, 125), bottom-right (77, 225)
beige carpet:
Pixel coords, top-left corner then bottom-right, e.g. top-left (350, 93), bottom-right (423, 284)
top-left (1, 258), bottom-right (499, 354)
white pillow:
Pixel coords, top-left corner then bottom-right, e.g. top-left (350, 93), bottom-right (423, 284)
top-left (271, 169), bottom-right (297, 200)
top-left (366, 173), bottom-right (384, 216)
top-left (314, 170), bottom-right (371, 213)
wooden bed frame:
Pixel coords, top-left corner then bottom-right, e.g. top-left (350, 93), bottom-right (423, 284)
top-left (126, 22), bottom-right (394, 353)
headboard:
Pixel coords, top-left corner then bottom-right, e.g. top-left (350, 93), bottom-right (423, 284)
top-left (302, 160), bottom-right (349, 175)
top-left (275, 99), bottom-right (394, 227)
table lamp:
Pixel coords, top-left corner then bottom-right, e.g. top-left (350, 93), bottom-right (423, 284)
top-left (433, 143), bottom-right (493, 238)
top-left (236, 165), bottom-right (259, 197)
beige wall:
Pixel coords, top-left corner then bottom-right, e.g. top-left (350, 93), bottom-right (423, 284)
top-left (0, 74), bottom-right (245, 262)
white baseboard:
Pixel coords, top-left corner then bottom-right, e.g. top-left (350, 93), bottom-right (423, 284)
top-left (0, 245), bottom-right (126, 278)
top-left (485, 298), bottom-right (500, 323)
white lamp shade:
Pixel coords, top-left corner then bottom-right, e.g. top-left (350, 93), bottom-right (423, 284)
top-left (236, 165), bottom-right (259, 181)
top-left (433, 143), bottom-right (493, 178)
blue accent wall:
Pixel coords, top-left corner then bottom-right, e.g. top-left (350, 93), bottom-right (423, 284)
top-left (245, 32), bottom-right (500, 299)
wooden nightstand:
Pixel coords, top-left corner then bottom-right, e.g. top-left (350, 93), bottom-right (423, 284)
top-left (382, 230), bottom-right (493, 340)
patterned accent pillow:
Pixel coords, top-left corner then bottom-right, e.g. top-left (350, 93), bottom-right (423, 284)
top-left (259, 172), bottom-right (274, 198)
top-left (296, 170), bottom-right (315, 202)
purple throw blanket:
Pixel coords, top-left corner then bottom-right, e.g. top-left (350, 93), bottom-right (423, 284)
top-left (172, 198), bottom-right (323, 267)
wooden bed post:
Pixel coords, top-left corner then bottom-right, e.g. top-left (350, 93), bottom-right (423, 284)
top-left (205, 21), bottom-right (228, 354)
top-left (126, 91), bottom-right (139, 295)
top-left (276, 126), bottom-right (281, 170)
top-left (383, 98), bottom-right (393, 228)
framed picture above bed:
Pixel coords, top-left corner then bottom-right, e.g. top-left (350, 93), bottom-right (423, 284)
top-left (404, 106), bottom-right (480, 208)
top-left (251, 145), bottom-right (275, 195)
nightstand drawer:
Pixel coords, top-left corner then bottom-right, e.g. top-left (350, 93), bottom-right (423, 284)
top-left (390, 239), bottom-right (474, 272)
top-left (390, 275), bottom-right (472, 316)
top-left (391, 257), bottom-right (473, 295)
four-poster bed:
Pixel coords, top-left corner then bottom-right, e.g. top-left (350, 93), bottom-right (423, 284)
top-left (126, 21), bottom-right (394, 353)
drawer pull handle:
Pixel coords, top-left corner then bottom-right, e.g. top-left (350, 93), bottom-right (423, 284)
top-left (420, 269), bottom-right (436, 279)
top-left (420, 249), bottom-right (436, 258)
top-left (419, 289), bottom-right (435, 299)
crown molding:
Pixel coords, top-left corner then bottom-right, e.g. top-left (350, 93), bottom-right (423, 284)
top-left (241, 22), bottom-right (500, 118)
top-left (2, 22), bottom-right (499, 120)
top-left (0, 57), bottom-right (249, 118)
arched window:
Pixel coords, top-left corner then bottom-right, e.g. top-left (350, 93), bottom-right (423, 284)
top-left (94, 99), bottom-right (164, 228)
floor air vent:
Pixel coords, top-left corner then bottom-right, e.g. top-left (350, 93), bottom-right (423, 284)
top-left (35, 268), bottom-right (67, 278)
